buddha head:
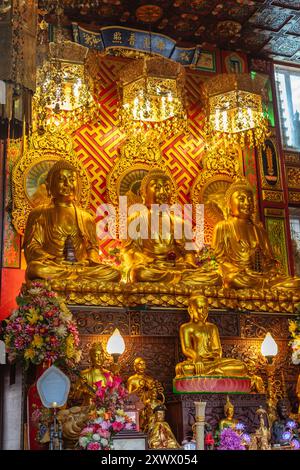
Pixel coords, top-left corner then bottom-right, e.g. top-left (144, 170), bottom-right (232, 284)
top-left (140, 169), bottom-right (173, 207)
top-left (224, 396), bottom-right (234, 419)
top-left (46, 160), bottom-right (79, 204)
top-left (89, 342), bottom-right (105, 368)
top-left (188, 295), bottom-right (208, 323)
top-left (225, 179), bottom-right (254, 220)
top-left (153, 404), bottom-right (167, 422)
top-left (134, 357), bottom-right (146, 374)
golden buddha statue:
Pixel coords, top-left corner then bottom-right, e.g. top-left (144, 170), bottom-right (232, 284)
top-left (127, 357), bottom-right (158, 398)
top-left (175, 295), bottom-right (248, 378)
top-left (57, 405), bottom-right (90, 450)
top-left (24, 160), bottom-right (121, 282)
top-left (127, 357), bottom-right (165, 432)
top-left (121, 168), bottom-right (220, 285)
top-left (219, 396), bottom-right (238, 431)
top-left (212, 178), bottom-right (300, 290)
top-left (73, 342), bottom-right (112, 406)
top-left (148, 405), bottom-right (180, 449)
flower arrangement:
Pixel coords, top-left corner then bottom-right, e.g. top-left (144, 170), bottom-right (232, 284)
top-left (79, 373), bottom-right (136, 450)
top-left (3, 281), bottom-right (81, 368)
top-left (289, 306), bottom-right (300, 365)
top-left (217, 427), bottom-right (246, 451)
top-left (196, 245), bottom-right (218, 270)
top-left (215, 422), bottom-right (250, 450)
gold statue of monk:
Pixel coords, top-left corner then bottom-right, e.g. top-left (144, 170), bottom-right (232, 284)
top-left (175, 295), bottom-right (248, 377)
top-left (127, 357), bottom-right (165, 432)
top-left (148, 405), bottom-right (180, 449)
top-left (73, 342), bottom-right (112, 406)
top-left (24, 160), bottom-right (121, 282)
top-left (122, 168), bottom-right (220, 285)
top-left (212, 178), bottom-right (300, 290)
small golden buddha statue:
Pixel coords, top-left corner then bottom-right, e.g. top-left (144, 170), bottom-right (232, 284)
top-left (175, 295), bottom-right (248, 378)
top-left (127, 357), bottom-right (165, 432)
top-left (24, 160), bottom-right (121, 283)
top-left (219, 396), bottom-right (238, 431)
top-left (212, 178), bottom-right (300, 290)
top-left (127, 357), bottom-right (163, 401)
top-left (148, 405), bottom-right (180, 449)
top-left (121, 168), bottom-right (220, 285)
top-left (73, 342), bottom-right (111, 406)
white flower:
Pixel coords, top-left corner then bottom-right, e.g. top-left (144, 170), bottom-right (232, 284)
top-left (55, 325), bottom-right (68, 338)
top-left (116, 416), bottom-right (125, 423)
top-left (92, 433), bottom-right (101, 441)
top-left (59, 305), bottom-right (72, 322)
top-left (292, 350), bottom-right (300, 365)
top-left (79, 436), bottom-right (89, 448)
top-left (28, 287), bottom-right (43, 295)
top-left (291, 339), bottom-right (300, 350)
top-left (100, 438), bottom-right (108, 447)
top-left (94, 417), bottom-right (104, 424)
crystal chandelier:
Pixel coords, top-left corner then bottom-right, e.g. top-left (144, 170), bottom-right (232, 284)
top-left (34, 6), bottom-right (99, 132)
top-left (118, 55), bottom-right (187, 137)
top-left (203, 73), bottom-right (269, 148)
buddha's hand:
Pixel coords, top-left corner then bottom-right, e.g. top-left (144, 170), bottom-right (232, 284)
top-left (195, 362), bottom-right (205, 375)
top-left (184, 254), bottom-right (198, 268)
top-left (244, 267), bottom-right (263, 277)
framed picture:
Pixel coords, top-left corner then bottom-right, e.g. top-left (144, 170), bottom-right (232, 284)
top-left (112, 430), bottom-right (148, 450)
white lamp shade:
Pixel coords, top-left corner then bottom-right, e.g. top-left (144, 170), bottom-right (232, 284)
top-left (261, 332), bottom-right (278, 357)
top-left (106, 328), bottom-right (125, 355)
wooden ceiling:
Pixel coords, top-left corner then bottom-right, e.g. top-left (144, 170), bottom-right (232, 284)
top-left (43, 0), bottom-right (300, 64)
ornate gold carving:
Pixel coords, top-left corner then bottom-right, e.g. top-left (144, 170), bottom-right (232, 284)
top-left (289, 191), bottom-right (300, 204)
top-left (284, 152), bottom-right (300, 165)
top-left (191, 145), bottom-right (242, 243)
top-left (264, 208), bottom-right (285, 217)
top-left (287, 167), bottom-right (300, 189)
top-left (46, 279), bottom-right (300, 313)
top-left (12, 129), bottom-right (90, 235)
top-left (106, 131), bottom-right (176, 206)
top-left (262, 191), bottom-right (283, 202)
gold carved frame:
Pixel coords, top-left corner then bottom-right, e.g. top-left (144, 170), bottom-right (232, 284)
top-left (12, 129), bottom-right (91, 235)
top-left (107, 131), bottom-right (178, 206)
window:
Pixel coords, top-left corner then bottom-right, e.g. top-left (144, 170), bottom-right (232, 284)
top-left (289, 207), bottom-right (300, 276)
top-left (275, 65), bottom-right (300, 151)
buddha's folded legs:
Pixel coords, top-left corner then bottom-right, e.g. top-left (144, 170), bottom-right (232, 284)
top-left (26, 260), bottom-right (121, 282)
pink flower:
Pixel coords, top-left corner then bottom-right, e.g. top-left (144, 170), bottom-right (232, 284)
top-left (81, 426), bottom-right (94, 434)
top-left (112, 376), bottom-right (123, 388)
top-left (99, 429), bottom-right (110, 439)
top-left (112, 421), bottom-right (124, 432)
top-left (104, 372), bottom-right (113, 387)
top-left (87, 442), bottom-right (101, 451)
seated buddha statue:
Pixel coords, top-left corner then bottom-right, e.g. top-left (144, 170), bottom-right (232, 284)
top-left (219, 396), bottom-right (238, 431)
top-left (121, 168), bottom-right (220, 285)
top-left (211, 178), bottom-right (300, 290)
top-left (24, 160), bottom-right (121, 283)
top-left (73, 342), bottom-right (112, 406)
top-left (175, 295), bottom-right (248, 378)
top-left (148, 405), bottom-right (180, 449)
